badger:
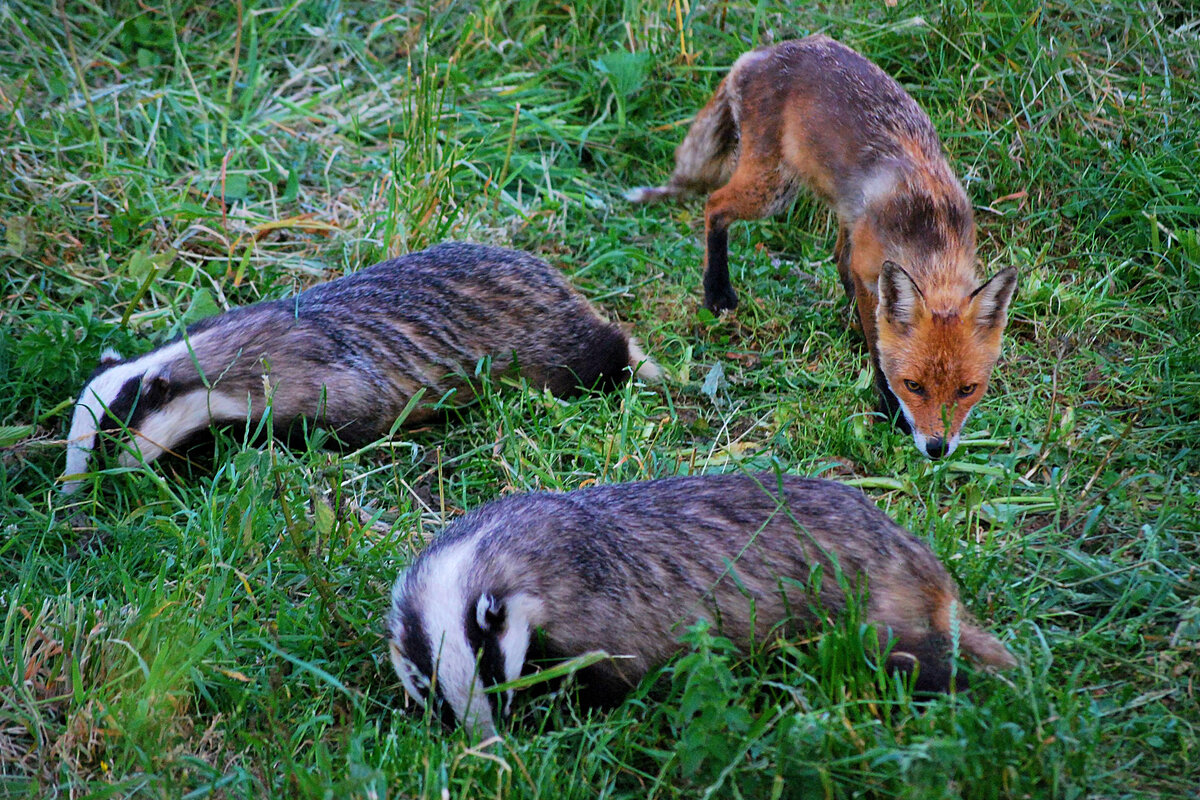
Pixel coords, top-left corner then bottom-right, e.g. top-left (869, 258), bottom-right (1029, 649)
top-left (387, 472), bottom-right (1017, 737)
top-left (61, 242), bottom-right (659, 494)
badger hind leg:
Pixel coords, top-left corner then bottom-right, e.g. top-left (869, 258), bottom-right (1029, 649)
top-left (886, 635), bottom-right (966, 694)
top-left (548, 323), bottom-right (659, 396)
top-left (885, 620), bottom-right (1016, 695)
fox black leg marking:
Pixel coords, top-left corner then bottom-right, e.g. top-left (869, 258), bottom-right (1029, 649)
top-left (703, 225), bottom-right (738, 313)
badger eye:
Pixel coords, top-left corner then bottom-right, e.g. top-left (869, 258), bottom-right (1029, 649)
top-left (903, 379), bottom-right (925, 395)
top-left (957, 384), bottom-right (978, 398)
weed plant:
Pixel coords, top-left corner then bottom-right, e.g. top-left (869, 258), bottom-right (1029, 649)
top-left (1, 0), bottom-right (1197, 797)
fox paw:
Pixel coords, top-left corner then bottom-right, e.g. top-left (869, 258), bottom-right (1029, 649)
top-left (704, 288), bottom-right (739, 315)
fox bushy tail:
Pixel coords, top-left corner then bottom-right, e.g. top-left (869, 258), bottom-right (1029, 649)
top-left (626, 78), bottom-right (739, 204)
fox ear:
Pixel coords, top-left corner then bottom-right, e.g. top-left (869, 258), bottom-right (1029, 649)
top-left (969, 267), bottom-right (1018, 331)
top-left (475, 594), bottom-right (506, 633)
top-left (878, 261), bottom-right (925, 329)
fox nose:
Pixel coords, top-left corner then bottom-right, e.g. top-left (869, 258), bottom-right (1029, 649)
top-left (924, 437), bottom-right (948, 459)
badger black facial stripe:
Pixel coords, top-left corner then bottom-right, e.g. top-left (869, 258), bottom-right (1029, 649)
top-left (400, 605), bottom-right (434, 703)
top-left (399, 658), bottom-right (430, 704)
top-left (95, 376), bottom-right (144, 437)
top-left (464, 598), bottom-right (508, 720)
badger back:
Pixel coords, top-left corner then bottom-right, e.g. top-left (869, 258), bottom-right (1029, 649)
top-left (514, 474), bottom-right (1016, 682)
top-left (294, 242), bottom-right (655, 397)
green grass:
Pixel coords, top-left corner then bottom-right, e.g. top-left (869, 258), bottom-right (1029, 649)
top-left (2, 0), bottom-right (1198, 796)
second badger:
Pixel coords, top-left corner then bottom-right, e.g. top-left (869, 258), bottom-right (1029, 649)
top-left (387, 473), bottom-right (1016, 737)
top-left (62, 242), bottom-right (658, 493)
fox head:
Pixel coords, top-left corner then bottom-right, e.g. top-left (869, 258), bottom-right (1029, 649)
top-left (875, 261), bottom-right (1018, 459)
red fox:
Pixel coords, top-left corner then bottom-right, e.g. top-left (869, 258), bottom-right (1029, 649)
top-left (628, 36), bottom-right (1018, 459)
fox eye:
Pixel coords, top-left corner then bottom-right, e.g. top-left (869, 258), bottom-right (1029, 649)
top-left (957, 384), bottom-right (978, 398)
top-left (903, 379), bottom-right (925, 395)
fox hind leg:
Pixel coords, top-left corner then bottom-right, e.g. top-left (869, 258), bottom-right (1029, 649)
top-left (702, 165), bottom-right (801, 313)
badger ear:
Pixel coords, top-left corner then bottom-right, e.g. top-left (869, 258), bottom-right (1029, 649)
top-left (878, 260), bottom-right (925, 329)
top-left (99, 348), bottom-right (124, 367)
top-left (475, 594), bottom-right (506, 633)
top-left (141, 370), bottom-right (173, 405)
top-left (969, 266), bottom-right (1018, 331)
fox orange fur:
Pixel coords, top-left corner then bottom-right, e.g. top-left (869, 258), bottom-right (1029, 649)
top-left (628, 36), bottom-right (1018, 459)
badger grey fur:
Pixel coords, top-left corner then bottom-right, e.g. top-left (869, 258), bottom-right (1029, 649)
top-left (387, 473), bottom-right (1016, 737)
top-left (61, 243), bottom-right (658, 493)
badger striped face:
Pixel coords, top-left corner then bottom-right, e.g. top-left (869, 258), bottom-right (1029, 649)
top-left (61, 347), bottom-right (164, 494)
top-left (60, 337), bottom-right (244, 494)
top-left (387, 537), bottom-right (537, 739)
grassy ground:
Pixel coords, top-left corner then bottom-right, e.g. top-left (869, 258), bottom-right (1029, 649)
top-left (2, 0), bottom-right (1198, 797)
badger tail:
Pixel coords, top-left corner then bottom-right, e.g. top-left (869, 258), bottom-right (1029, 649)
top-left (887, 589), bottom-right (1017, 692)
top-left (625, 77), bottom-right (739, 205)
top-left (626, 337), bottom-right (661, 382)
top-left (886, 619), bottom-right (1016, 694)
top-left (958, 622), bottom-right (1018, 670)
top-left (928, 588), bottom-right (1017, 670)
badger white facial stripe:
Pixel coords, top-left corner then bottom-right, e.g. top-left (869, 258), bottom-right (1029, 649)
top-left (117, 388), bottom-right (246, 466)
top-left (420, 539), bottom-right (496, 735)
